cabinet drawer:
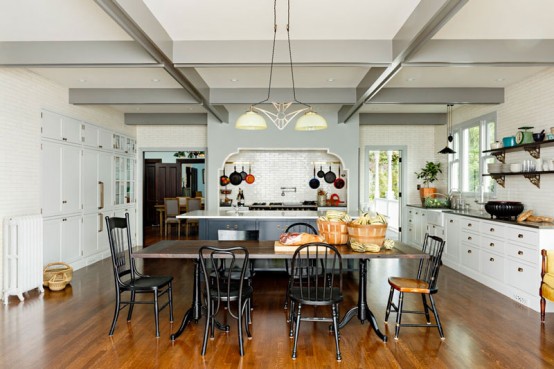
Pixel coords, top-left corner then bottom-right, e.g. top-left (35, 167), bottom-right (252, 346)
top-left (479, 221), bottom-right (505, 238)
top-left (505, 227), bottom-right (538, 247)
top-left (505, 243), bottom-right (538, 264)
top-left (461, 218), bottom-right (479, 232)
top-left (460, 230), bottom-right (479, 248)
top-left (480, 235), bottom-right (504, 254)
top-left (481, 250), bottom-right (504, 281)
top-left (505, 259), bottom-right (539, 294)
top-left (461, 245), bottom-right (480, 272)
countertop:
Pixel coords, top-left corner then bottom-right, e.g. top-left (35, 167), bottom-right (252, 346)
top-left (407, 204), bottom-right (554, 229)
top-left (178, 209), bottom-right (359, 220)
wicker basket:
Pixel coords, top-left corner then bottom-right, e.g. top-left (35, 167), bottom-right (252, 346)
top-left (47, 273), bottom-right (71, 291)
top-left (43, 262), bottom-right (73, 288)
top-left (317, 219), bottom-right (349, 245)
top-left (347, 223), bottom-right (387, 246)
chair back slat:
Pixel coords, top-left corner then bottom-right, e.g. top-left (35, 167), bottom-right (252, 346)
top-left (418, 234), bottom-right (446, 291)
top-left (105, 214), bottom-right (135, 285)
top-left (290, 242), bottom-right (342, 302)
top-left (285, 222), bottom-right (317, 234)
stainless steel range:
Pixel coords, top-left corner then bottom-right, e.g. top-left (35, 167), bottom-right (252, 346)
top-left (249, 201), bottom-right (317, 211)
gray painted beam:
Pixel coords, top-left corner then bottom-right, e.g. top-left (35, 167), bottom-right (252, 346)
top-left (360, 113), bottom-right (446, 125)
top-left (95, 0), bottom-right (228, 123)
top-left (370, 88), bottom-right (504, 104)
top-left (209, 88), bottom-right (356, 104)
top-left (338, 0), bottom-right (468, 123)
top-left (125, 113), bottom-right (207, 125)
top-left (0, 41), bottom-right (157, 66)
top-left (173, 40), bottom-right (392, 65)
top-left (69, 88), bottom-right (198, 104)
top-left (407, 40), bottom-right (554, 64)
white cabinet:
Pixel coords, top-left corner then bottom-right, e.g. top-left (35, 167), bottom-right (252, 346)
top-left (81, 122), bottom-right (99, 148)
top-left (41, 110), bottom-right (81, 144)
top-left (114, 208), bottom-right (137, 244)
top-left (114, 156), bottom-right (136, 206)
top-left (43, 215), bottom-right (81, 265)
top-left (82, 149), bottom-right (99, 213)
top-left (41, 141), bottom-right (81, 216)
top-left (82, 213), bottom-right (101, 257)
top-left (98, 128), bottom-right (113, 151)
top-left (443, 214), bottom-right (460, 266)
top-left (406, 207), bottom-right (425, 247)
top-left (98, 151), bottom-right (113, 210)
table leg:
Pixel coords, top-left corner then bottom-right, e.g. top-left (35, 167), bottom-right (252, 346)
top-left (159, 210), bottom-right (164, 237)
top-left (337, 259), bottom-right (387, 342)
top-left (171, 259), bottom-right (202, 341)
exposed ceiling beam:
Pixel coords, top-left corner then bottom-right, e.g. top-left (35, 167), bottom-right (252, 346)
top-left (69, 88), bottom-right (198, 104)
top-left (338, 0), bottom-right (468, 123)
top-left (360, 113), bottom-right (446, 125)
top-left (370, 88), bottom-right (504, 104)
top-left (125, 113), bottom-right (208, 125)
top-left (94, 0), bottom-right (228, 123)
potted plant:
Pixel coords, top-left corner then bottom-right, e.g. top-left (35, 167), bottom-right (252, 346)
top-left (415, 161), bottom-right (442, 205)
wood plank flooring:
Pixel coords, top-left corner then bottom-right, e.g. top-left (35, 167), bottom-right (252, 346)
top-left (2, 227), bottom-right (554, 369)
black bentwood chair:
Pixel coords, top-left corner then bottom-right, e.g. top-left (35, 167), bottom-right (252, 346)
top-left (199, 246), bottom-right (253, 356)
top-left (105, 214), bottom-right (174, 337)
top-left (384, 234), bottom-right (446, 340)
top-left (283, 222), bottom-right (318, 309)
top-left (288, 242), bottom-right (343, 362)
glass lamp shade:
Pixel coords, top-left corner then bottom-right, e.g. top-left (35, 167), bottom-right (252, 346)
top-left (294, 111), bottom-right (327, 131)
top-left (235, 110), bottom-right (267, 130)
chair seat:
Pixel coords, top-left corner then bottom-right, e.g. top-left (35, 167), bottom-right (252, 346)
top-left (388, 276), bottom-right (431, 294)
top-left (207, 285), bottom-right (253, 302)
top-left (543, 273), bottom-right (554, 288)
top-left (123, 275), bottom-right (173, 291)
top-left (289, 286), bottom-right (343, 305)
top-left (165, 218), bottom-right (180, 224)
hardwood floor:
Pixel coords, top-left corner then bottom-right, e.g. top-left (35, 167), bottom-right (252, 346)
top-left (2, 227), bottom-right (554, 368)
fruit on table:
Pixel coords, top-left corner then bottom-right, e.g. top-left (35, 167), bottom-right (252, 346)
top-left (319, 210), bottom-right (351, 223)
top-left (351, 212), bottom-right (387, 225)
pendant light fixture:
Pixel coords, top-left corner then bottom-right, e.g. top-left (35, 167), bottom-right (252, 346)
top-left (438, 104), bottom-right (456, 154)
top-left (235, 0), bottom-right (327, 131)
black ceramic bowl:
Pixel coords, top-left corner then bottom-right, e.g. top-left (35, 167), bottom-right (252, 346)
top-left (533, 132), bottom-right (545, 142)
top-left (484, 201), bottom-right (524, 220)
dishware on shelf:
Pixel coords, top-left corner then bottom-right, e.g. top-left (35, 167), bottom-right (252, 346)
top-left (533, 130), bottom-right (545, 142)
top-left (510, 163), bottom-right (522, 172)
top-left (501, 163), bottom-right (511, 173)
top-left (502, 136), bottom-right (516, 147)
top-left (490, 141), bottom-right (503, 149)
top-left (487, 163), bottom-right (502, 173)
top-left (549, 159), bottom-right (554, 171)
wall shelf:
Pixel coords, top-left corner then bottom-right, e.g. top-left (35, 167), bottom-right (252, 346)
top-left (484, 170), bottom-right (554, 189)
top-left (483, 139), bottom-right (554, 163)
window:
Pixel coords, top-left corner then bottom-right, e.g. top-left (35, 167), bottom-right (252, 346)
top-left (449, 112), bottom-right (496, 196)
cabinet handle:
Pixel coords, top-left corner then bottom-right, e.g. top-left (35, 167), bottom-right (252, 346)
top-left (98, 213), bottom-right (103, 232)
top-left (518, 267), bottom-right (523, 272)
top-left (99, 145), bottom-right (103, 149)
top-left (518, 250), bottom-right (523, 255)
top-left (490, 228), bottom-right (495, 232)
top-left (63, 218), bottom-right (67, 221)
top-left (490, 257), bottom-right (494, 262)
top-left (62, 200), bottom-right (67, 204)
top-left (489, 243), bottom-right (495, 247)
top-left (449, 219), bottom-right (453, 223)
top-left (98, 181), bottom-right (104, 210)
top-left (62, 137), bottom-right (67, 141)
top-left (234, 224), bottom-right (238, 229)
top-left (467, 250), bottom-right (472, 254)
top-left (467, 236), bottom-right (472, 241)
top-left (518, 234), bottom-right (523, 239)
top-left (226, 224), bottom-right (230, 229)
top-left (468, 223), bottom-right (472, 227)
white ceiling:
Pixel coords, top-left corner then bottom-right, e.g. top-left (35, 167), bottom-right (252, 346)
top-left (3, 0), bottom-right (554, 119)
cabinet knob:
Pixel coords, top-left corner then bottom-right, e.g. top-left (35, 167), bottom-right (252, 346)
top-left (226, 225), bottom-right (230, 229)
top-left (490, 228), bottom-right (495, 232)
top-left (518, 250), bottom-right (523, 255)
top-left (62, 200), bottom-right (67, 204)
top-left (234, 225), bottom-right (238, 229)
top-left (467, 250), bottom-right (472, 254)
top-left (468, 223), bottom-right (472, 227)
top-left (467, 236), bottom-right (472, 241)
top-left (518, 234), bottom-right (523, 239)
top-left (518, 267), bottom-right (523, 272)
top-left (489, 243), bottom-right (495, 247)
top-left (449, 220), bottom-right (453, 223)
top-left (490, 257), bottom-right (494, 262)
top-left (62, 137), bottom-right (67, 141)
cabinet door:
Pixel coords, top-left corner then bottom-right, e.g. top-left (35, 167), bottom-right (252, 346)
top-left (61, 116), bottom-right (82, 144)
top-left (61, 145), bottom-right (81, 214)
top-left (43, 218), bottom-right (62, 265)
top-left (258, 220), bottom-right (289, 240)
top-left (206, 220), bottom-right (257, 240)
top-left (41, 110), bottom-right (63, 141)
top-left (82, 213), bottom-right (99, 256)
top-left (82, 149), bottom-right (99, 213)
top-left (98, 211), bottom-right (113, 253)
top-left (61, 216), bottom-right (81, 262)
top-left (98, 128), bottom-right (112, 151)
top-left (444, 215), bottom-right (460, 265)
top-left (98, 151), bottom-right (113, 210)
top-left (41, 141), bottom-right (63, 216)
top-left (81, 122), bottom-right (99, 148)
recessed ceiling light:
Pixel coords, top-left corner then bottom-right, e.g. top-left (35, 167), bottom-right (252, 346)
top-left (406, 77), bottom-right (416, 82)
top-left (78, 78), bottom-right (87, 83)
top-left (327, 78), bottom-right (335, 82)
top-left (495, 78), bottom-right (505, 82)
top-left (230, 78), bottom-right (239, 82)
top-left (135, 107), bottom-right (141, 111)
top-left (151, 78), bottom-right (160, 83)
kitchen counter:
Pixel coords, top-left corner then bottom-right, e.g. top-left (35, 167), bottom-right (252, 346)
top-left (178, 209), bottom-right (359, 220)
top-left (407, 204), bottom-right (554, 229)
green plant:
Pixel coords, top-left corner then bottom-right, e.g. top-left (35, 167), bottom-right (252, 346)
top-left (415, 161), bottom-right (442, 187)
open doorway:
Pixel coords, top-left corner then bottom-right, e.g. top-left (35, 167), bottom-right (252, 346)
top-left (363, 147), bottom-right (405, 240)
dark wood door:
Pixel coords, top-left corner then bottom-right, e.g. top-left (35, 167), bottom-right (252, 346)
top-left (155, 163), bottom-right (182, 202)
top-left (144, 159), bottom-right (161, 226)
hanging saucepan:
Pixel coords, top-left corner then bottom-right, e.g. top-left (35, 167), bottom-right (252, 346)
top-left (317, 165), bottom-right (325, 178)
top-left (240, 166), bottom-right (248, 180)
top-left (324, 165), bottom-right (336, 184)
top-left (309, 165), bottom-right (320, 189)
top-left (229, 166), bottom-right (243, 186)
top-left (219, 167), bottom-right (230, 187)
top-left (334, 166), bottom-right (345, 189)
top-left (245, 165), bottom-right (255, 184)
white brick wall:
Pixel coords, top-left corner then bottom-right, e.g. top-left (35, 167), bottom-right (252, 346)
top-left (137, 125), bottom-right (207, 149)
top-left (0, 68), bottom-right (132, 288)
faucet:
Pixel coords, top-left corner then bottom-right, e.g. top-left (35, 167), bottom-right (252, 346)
top-left (281, 187), bottom-right (297, 196)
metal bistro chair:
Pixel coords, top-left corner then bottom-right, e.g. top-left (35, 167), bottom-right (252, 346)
top-left (283, 222), bottom-right (318, 310)
top-left (199, 246), bottom-right (253, 356)
top-left (164, 198), bottom-right (182, 239)
top-left (105, 214), bottom-right (174, 337)
top-left (288, 242), bottom-right (343, 362)
top-left (384, 234), bottom-right (446, 340)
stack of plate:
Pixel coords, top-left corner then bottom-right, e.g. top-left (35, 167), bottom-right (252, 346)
top-left (501, 163), bottom-right (511, 173)
top-left (488, 163), bottom-right (502, 173)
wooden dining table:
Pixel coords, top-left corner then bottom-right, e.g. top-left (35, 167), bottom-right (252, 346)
top-left (133, 240), bottom-right (428, 343)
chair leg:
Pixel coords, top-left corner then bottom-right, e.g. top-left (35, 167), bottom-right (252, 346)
top-left (384, 287), bottom-right (395, 322)
top-left (289, 300), bottom-right (296, 337)
top-left (109, 291), bottom-right (121, 336)
top-left (291, 303), bottom-right (302, 359)
top-left (428, 294), bottom-right (445, 339)
top-left (541, 296), bottom-right (546, 323)
top-left (332, 304), bottom-right (342, 362)
top-left (165, 223), bottom-right (168, 238)
top-left (421, 294), bottom-right (431, 324)
top-left (154, 291), bottom-right (160, 338)
top-left (238, 301), bottom-right (245, 356)
top-left (168, 283), bottom-right (174, 323)
top-left (243, 299), bottom-right (252, 339)
top-left (394, 292), bottom-right (404, 340)
top-left (127, 290), bottom-right (136, 321)
top-left (177, 221), bottom-right (181, 239)
top-left (201, 299), bottom-right (211, 355)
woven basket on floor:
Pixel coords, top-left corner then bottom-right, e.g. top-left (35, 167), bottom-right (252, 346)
top-left (47, 273), bottom-right (71, 291)
top-left (43, 262), bottom-right (73, 287)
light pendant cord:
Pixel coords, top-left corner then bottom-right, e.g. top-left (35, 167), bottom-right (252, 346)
top-left (287, 0), bottom-right (310, 108)
top-left (254, 0), bottom-right (278, 107)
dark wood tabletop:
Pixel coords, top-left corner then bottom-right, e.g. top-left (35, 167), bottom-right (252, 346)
top-left (133, 240), bottom-right (428, 260)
